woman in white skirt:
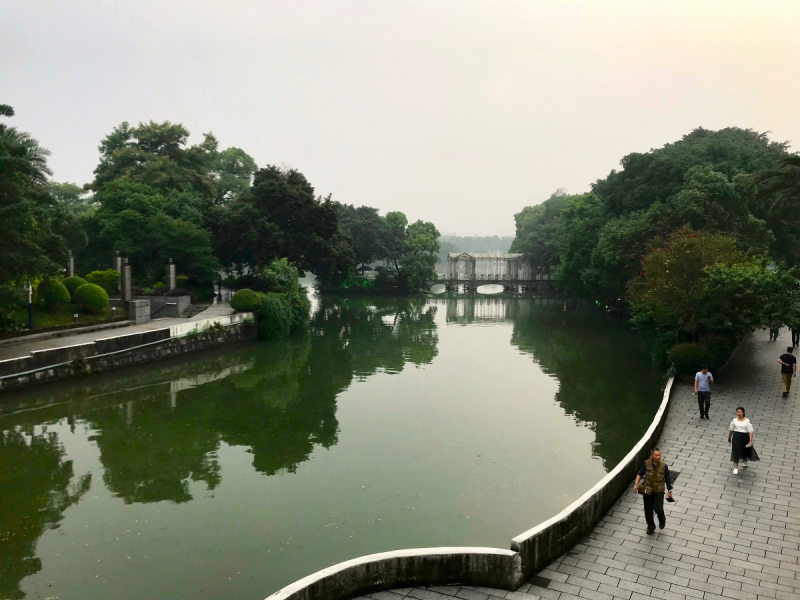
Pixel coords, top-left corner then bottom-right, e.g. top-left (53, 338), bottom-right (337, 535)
top-left (728, 406), bottom-right (759, 474)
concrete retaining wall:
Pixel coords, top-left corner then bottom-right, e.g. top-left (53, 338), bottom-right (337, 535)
top-left (267, 548), bottom-right (522, 600)
top-left (0, 323), bottom-right (256, 393)
top-left (266, 376), bottom-right (675, 600)
top-left (0, 313), bottom-right (255, 393)
top-left (510, 375), bottom-right (674, 577)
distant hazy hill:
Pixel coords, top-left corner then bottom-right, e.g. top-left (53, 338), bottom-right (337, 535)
top-left (438, 235), bottom-right (514, 262)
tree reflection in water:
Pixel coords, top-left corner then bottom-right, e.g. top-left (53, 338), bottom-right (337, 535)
top-left (0, 429), bottom-right (91, 599)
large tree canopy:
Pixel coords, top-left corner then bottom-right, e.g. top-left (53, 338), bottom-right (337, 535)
top-left (593, 127), bottom-right (789, 216)
top-left (212, 166), bottom-right (354, 284)
top-left (511, 127), bottom-right (795, 301)
top-left (79, 121), bottom-right (235, 281)
top-left (0, 104), bottom-right (66, 283)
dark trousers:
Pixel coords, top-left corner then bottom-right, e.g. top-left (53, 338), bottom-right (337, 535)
top-left (793, 329), bottom-right (799, 347)
top-left (643, 492), bottom-right (665, 530)
top-left (697, 391), bottom-right (711, 416)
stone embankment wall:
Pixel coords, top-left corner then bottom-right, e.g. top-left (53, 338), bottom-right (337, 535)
top-left (266, 377), bottom-right (675, 600)
top-left (0, 314), bottom-right (256, 393)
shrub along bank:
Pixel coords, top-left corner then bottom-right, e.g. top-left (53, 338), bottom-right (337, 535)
top-left (628, 228), bottom-right (800, 371)
top-left (230, 259), bottom-right (311, 340)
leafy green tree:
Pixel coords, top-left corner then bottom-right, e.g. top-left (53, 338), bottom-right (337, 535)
top-left (380, 211), bottom-right (409, 271)
top-left (49, 182), bottom-right (95, 217)
top-left (750, 156), bottom-right (800, 266)
top-left (82, 121), bottom-right (235, 281)
top-left (214, 147), bottom-right (257, 205)
top-left (218, 165), bottom-right (354, 283)
top-left (91, 121), bottom-right (218, 205)
top-left (400, 220), bottom-right (440, 289)
top-left (627, 228), bottom-right (800, 358)
top-left (0, 105), bottom-right (67, 283)
top-left (145, 213), bottom-right (220, 281)
top-left (593, 127), bottom-right (789, 216)
top-left (510, 189), bottom-right (571, 268)
top-left (336, 203), bottom-right (383, 266)
top-left (551, 192), bottom-right (606, 298)
top-left (590, 166), bottom-right (773, 299)
top-left (511, 127), bottom-right (792, 301)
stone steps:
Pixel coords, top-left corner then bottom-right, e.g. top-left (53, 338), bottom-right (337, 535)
top-left (179, 304), bottom-right (208, 319)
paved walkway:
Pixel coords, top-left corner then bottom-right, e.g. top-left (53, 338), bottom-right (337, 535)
top-left (0, 303), bottom-right (234, 361)
top-left (376, 329), bottom-right (800, 600)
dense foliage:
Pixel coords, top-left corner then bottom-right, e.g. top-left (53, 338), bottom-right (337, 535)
top-left (62, 275), bottom-right (88, 296)
top-left (628, 229), bottom-right (800, 366)
top-left (510, 127), bottom-right (800, 365)
top-left (512, 128), bottom-right (796, 299)
top-left (2, 103), bottom-right (441, 330)
top-left (211, 167), bottom-right (353, 286)
top-left (668, 344), bottom-right (715, 375)
top-left (73, 283), bottom-right (109, 313)
top-left (332, 207), bottom-right (441, 293)
top-left (0, 104), bottom-right (68, 283)
top-left (230, 289), bottom-right (262, 313)
top-left (37, 277), bottom-right (70, 309)
top-left (85, 269), bottom-right (120, 294)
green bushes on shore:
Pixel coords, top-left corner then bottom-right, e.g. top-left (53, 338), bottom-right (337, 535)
top-left (230, 289), bottom-right (262, 312)
top-left (37, 277), bottom-right (71, 309)
top-left (229, 259), bottom-right (311, 340)
top-left (73, 283), bottom-right (109, 313)
top-left (668, 344), bottom-right (715, 374)
top-left (62, 276), bottom-right (88, 296)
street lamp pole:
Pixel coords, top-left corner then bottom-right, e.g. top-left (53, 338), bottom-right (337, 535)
top-left (27, 282), bottom-right (33, 329)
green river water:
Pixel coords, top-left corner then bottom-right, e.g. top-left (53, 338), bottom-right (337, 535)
top-left (0, 294), bottom-right (664, 600)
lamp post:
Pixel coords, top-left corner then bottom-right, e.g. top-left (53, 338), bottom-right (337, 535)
top-left (27, 282), bottom-right (33, 329)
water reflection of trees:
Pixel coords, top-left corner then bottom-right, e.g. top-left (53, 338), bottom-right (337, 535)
top-left (0, 429), bottom-right (91, 599)
top-left (0, 297), bottom-right (439, 596)
top-left (1, 296), bottom-right (440, 507)
top-left (509, 302), bottom-right (663, 469)
top-left (440, 295), bottom-right (663, 468)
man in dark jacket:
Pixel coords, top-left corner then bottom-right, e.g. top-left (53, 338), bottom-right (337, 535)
top-left (632, 448), bottom-right (673, 535)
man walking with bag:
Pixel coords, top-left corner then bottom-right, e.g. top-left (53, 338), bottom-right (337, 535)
top-left (632, 448), bottom-right (673, 535)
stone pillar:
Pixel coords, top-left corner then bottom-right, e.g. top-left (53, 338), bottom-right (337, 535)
top-left (128, 299), bottom-right (150, 324)
top-left (68, 252), bottom-right (74, 277)
top-left (167, 259), bottom-right (176, 291)
top-left (121, 260), bottom-right (132, 302)
top-left (113, 251), bottom-right (122, 272)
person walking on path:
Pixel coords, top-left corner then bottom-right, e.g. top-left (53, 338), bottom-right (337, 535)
top-left (693, 365), bottom-right (713, 419)
top-left (632, 448), bottom-right (673, 535)
top-left (769, 326), bottom-right (781, 341)
top-left (792, 326), bottom-right (799, 348)
top-left (778, 346), bottom-right (797, 398)
top-left (728, 406), bottom-right (759, 474)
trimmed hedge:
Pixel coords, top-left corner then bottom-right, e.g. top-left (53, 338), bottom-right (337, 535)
top-left (85, 269), bottom-right (120, 294)
top-left (38, 278), bottom-right (71, 309)
top-left (230, 288), bottom-right (262, 313)
top-left (73, 283), bottom-right (110, 314)
top-left (62, 276), bottom-right (88, 296)
top-left (668, 343), bottom-right (715, 374)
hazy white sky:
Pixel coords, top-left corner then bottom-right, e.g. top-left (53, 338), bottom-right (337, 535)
top-left (2, 0), bottom-right (798, 235)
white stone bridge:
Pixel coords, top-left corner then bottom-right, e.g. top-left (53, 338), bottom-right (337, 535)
top-left (428, 252), bottom-right (554, 292)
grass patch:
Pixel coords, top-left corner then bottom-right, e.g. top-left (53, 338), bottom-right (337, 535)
top-left (9, 303), bottom-right (121, 330)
